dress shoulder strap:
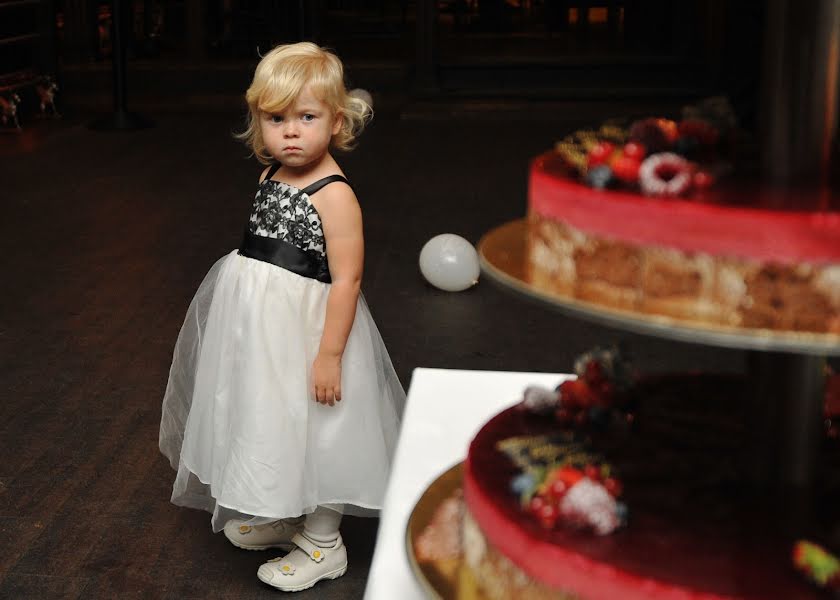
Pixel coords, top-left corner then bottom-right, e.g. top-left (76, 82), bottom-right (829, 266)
top-left (262, 163), bottom-right (282, 183)
top-left (301, 175), bottom-right (351, 197)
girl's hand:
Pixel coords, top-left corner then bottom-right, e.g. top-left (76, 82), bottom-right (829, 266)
top-left (312, 352), bottom-right (342, 406)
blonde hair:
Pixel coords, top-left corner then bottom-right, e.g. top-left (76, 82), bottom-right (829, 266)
top-left (237, 42), bottom-right (372, 164)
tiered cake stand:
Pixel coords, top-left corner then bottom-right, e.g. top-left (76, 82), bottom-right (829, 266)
top-left (478, 218), bottom-right (840, 491)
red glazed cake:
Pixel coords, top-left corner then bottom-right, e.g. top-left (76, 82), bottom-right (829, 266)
top-left (460, 374), bottom-right (839, 599)
top-left (527, 133), bottom-right (840, 335)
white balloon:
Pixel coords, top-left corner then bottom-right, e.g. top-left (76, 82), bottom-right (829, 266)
top-left (419, 234), bottom-right (480, 292)
top-left (349, 88), bottom-right (373, 109)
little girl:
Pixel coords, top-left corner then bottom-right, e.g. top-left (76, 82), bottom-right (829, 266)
top-left (159, 42), bottom-right (405, 592)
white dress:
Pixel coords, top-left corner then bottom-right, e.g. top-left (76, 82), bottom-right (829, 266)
top-left (159, 171), bottom-right (406, 532)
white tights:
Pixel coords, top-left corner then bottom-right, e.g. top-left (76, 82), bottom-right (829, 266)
top-left (303, 504), bottom-right (343, 544)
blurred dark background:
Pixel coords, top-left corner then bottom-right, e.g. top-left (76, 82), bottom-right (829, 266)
top-left (3, 1), bottom-right (764, 125)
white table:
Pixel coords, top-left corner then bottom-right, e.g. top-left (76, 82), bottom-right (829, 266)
top-left (364, 367), bottom-right (570, 600)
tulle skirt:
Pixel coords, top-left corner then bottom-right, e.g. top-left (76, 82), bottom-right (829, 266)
top-left (159, 251), bottom-right (405, 532)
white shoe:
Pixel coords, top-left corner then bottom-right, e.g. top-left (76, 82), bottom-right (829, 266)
top-left (223, 517), bottom-right (304, 551)
top-left (257, 533), bottom-right (348, 592)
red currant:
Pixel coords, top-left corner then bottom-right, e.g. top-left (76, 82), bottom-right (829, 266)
top-left (584, 360), bottom-right (603, 385)
top-left (529, 495), bottom-right (547, 513)
top-left (611, 155), bottom-right (642, 183)
top-left (622, 142), bottom-right (646, 160)
top-left (538, 503), bottom-right (559, 529)
top-left (587, 141), bottom-right (615, 167)
top-left (693, 170), bottom-right (715, 189)
top-left (604, 477), bottom-right (623, 498)
top-left (559, 379), bottom-right (581, 409)
top-left (564, 380), bottom-right (596, 409)
top-left (584, 464), bottom-right (601, 481)
top-left (549, 479), bottom-right (568, 498)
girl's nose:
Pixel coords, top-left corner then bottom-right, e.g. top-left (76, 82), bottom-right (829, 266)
top-left (283, 123), bottom-right (299, 137)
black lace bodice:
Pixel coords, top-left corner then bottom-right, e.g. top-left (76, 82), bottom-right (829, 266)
top-left (248, 180), bottom-right (327, 257)
top-left (241, 168), bottom-right (351, 283)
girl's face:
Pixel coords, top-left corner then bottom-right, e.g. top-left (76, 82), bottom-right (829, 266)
top-left (260, 85), bottom-right (342, 171)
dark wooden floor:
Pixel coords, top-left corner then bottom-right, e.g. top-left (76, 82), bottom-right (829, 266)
top-left (0, 101), bottom-right (743, 599)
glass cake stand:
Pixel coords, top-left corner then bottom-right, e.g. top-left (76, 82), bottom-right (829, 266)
top-left (478, 218), bottom-right (840, 491)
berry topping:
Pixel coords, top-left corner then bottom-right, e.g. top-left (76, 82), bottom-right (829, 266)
top-left (584, 360), bottom-right (604, 385)
top-left (678, 119), bottom-right (720, 146)
top-left (529, 495), bottom-right (547, 514)
top-left (693, 170), bottom-right (715, 189)
top-left (587, 141), bottom-right (615, 167)
top-left (560, 379), bottom-right (595, 409)
top-left (584, 464), bottom-right (601, 481)
top-left (611, 155), bottom-right (642, 184)
top-left (549, 479), bottom-right (569, 499)
top-left (537, 503), bottom-right (559, 529)
top-left (629, 119), bottom-right (672, 154)
top-left (604, 477), bottom-right (623, 498)
top-left (622, 141), bottom-right (647, 160)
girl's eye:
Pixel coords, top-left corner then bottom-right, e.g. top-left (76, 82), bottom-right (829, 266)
top-left (302, 114), bottom-right (315, 122)
top-left (270, 115), bottom-right (283, 123)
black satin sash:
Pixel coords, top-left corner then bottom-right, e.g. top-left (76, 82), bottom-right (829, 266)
top-left (238, 230), bottom-right (331, 283)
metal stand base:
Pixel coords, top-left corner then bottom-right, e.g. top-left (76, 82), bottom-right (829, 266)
top-left (745, 352), bottom-right (826, 490)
